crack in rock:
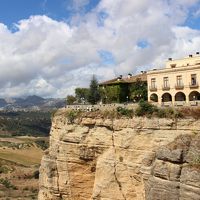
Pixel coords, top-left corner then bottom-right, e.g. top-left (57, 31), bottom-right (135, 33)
top-left (111, 120), bottom-right (127, 200)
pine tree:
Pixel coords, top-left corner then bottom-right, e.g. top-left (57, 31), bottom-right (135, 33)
top-left (88, 75), bottom-right (100, 104)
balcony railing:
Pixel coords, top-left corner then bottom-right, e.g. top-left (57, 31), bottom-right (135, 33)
top-left (162, 85), bottom-right (170, 90)
top-left (175, 84), bottom-right (184, 89)
top-left (174, 101), bottom-right (185, 106)
top-left (189, 82), bottom-right (199, 88)
top-left (162, 102), bottom-right (172, 107)
top-left (149, 86), bottom-right (157, 91)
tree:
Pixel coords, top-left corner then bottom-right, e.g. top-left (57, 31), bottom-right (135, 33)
top-left (129, 79), bottom-right (147, 102)
top-left (75, 88), bottom-right (89, 103)
top-left (66, 95), bottom-right (76, 105)
top-left (100, 85), bottom-right (121, 103)
top-left (88, 75), bottom-right (100, 104)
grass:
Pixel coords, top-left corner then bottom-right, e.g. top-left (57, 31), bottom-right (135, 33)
top-left (0, 147), bottom-right (43, 166)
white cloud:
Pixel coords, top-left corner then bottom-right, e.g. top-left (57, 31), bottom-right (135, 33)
top-left (66, 0), bottom-right (90, 12)
top-left (0, 0), bottom-right (200, 98)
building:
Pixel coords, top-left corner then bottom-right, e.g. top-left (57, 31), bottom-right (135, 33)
top-left (147, 52), bottom-right (200, 106)
top-left (99, 73), bottom-right (147, 103)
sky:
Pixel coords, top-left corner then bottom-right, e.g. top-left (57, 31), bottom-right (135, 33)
top-left (1, 0), bottom-right (200, 98)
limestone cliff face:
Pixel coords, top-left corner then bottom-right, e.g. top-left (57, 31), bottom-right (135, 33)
top-left (38, 109), bottom-right (200, 200)
top-left (143, 134), bottom-right (200, 200)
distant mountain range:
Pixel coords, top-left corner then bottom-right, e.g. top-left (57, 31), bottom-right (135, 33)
top-left (0, 95), bottom-right (66, 111)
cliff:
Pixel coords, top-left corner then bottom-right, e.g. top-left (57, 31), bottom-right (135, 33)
top-left (38, 109), bottom-right (200, 200)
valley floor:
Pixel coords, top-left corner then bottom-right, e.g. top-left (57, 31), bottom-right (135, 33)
top-left (0, 136), bottom-right (48, 199)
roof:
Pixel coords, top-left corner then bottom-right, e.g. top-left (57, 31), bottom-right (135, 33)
top-left (99, 73), bottom-right (147, 86)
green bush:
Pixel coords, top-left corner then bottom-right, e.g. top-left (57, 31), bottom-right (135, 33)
top-left (135, 100), bottom-right (156, 116)
top-left (0, 178), bottom-right (16, 189)
top-left (35, 139), bottom-right (49, 150)
top-left (156, 108), bottom-right (166, 118)
top-left (65, 110), bottom-right (81, 124)
top-left (117, 107), bottom-right (134, 118)
top-left (0, 166), bottom-right (10, 174)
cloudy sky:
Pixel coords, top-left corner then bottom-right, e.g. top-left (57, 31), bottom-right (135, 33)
top-left (1, 0), bottom-right (200, 98)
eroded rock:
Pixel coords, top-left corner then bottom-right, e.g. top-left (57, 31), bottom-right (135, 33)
top-left (38, 113), bottom-right (200, 200)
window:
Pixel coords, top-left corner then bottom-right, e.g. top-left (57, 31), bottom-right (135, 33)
top-left (151, 78), bottom-right (156, 88)
top-left (163, 77), bottom-right (169, 87)
top-left (191, 74), bottom-right (197, 85)
top-left (176, 75), bottom-right (182, 86)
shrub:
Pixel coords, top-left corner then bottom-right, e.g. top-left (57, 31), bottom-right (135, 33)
top-left (101, 109), bottom-right (118, 119)
top-left (135, 100), bottom-right (156, 116)
top-left (0, 178), bottom-right (16, 189)
top-left (65, 110), bottom-right (81, 124)
top-left (155, 108), bottom-right (166, 118)
top-left (180, 107), bottom-right (200, 119)
top-left (35, 139), bottom-right (49, 150)
top-left (116, 107), bottom-right (134, 118)
top-left (0, 166), bottom-right (10, 174)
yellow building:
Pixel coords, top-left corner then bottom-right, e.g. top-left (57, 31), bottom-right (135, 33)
top-left (147, 52), bottom-right (200, 106)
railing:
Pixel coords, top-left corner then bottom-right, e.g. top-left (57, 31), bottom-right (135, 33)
top-left (174, 101), bottom-right (185, 106)
top-left (175, 84), bottom-right (184, 89)
top-left (190, 101), bottom-right (199, 106)
top-left (149, 86), bottom-right (157, 91)
top-left (162, 85), bottom-right (170, 90)
top-left (189, 82), bottom-right (199, 88)
top-left (161, 102), bottom-right (172, 106)
top-left (65, 103), bottom-right (139, 111)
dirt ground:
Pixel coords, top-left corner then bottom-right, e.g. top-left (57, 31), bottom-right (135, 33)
top-left (0, 136), bottom-right (47, 200)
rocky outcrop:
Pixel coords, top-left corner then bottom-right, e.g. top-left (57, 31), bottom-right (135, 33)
top-left (38, 109), bottom-right (200, 200)
top-left (143, 134), bottom-right (200, 200)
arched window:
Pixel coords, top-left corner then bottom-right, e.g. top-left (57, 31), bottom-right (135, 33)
top-left (162, 93), bottom-right (172, 102)
top-left (150, 93), bottom-right (158, 102)
top-left (189, 91), bottom-right (200, 101)
top-left (175, 92), bottom-right (186, 101)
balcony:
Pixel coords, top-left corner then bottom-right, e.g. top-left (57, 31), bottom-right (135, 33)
top-left (149, 86), bottom-right (157, 92)
top-left (175, 84), bottom-right (184, 90)
top-left (162, 85), bottom-right (170, 91)
top-left (189, 82), bottom-right (199, 89)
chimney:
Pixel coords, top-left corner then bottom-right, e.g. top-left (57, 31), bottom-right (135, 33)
top-left (117, 75), bottom-right (122, 80)
top-left (189, 54), bottom-right (193, 57)
top-left (168, 58), bottom-right (172, 61)
top-left (128, 73), bottom-right (132, 78)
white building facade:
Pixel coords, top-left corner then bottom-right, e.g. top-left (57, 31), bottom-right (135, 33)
top-left (147, 53), bottom-right (200, 106)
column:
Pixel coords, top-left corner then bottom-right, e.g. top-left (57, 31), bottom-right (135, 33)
top-left (172, 94), bottom-right (175, 106)
top-left (185, 92), bottom-right (189, 105)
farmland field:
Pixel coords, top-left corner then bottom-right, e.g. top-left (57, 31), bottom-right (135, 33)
top-left (0, 136), bottom-right (48, 199)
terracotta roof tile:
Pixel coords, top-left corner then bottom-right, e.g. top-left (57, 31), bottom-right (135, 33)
top-left (99, 73), bottom-right (147, 85)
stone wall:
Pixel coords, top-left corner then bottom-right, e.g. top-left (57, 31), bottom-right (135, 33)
top-left (38, 109), bottom-right (200, 200)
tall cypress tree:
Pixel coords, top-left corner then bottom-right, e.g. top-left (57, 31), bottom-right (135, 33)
top-left (88, 75), bottom-right (100, 104)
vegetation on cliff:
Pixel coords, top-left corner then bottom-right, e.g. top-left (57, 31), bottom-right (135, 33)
top-left (63, 101), bottom-right (200, 125)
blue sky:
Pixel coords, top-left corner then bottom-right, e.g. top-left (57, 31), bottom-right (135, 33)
top-left (0, 0), bottom-right (100, 26)
top-left (0, 0), bottom-right (200, 98)
top-left (0, 0), bottom-right (199, 29)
